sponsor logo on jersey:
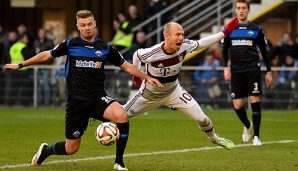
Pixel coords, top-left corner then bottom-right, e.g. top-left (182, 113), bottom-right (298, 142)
top-left (231, 39), bottom-right (253, 46)
top-left (239, 27), bottom-right (247, 29)
top-left (94, 50), bottom-right (102, 57)
top-left (247, 31), bottom-right (254, 36)
top-left (76, 60), bottom-right (102, 68)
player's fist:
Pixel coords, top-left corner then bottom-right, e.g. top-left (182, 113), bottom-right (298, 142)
top-left (222, 18), bottom-right (239, 37)
top-left (132, 76), bottom-right (142, 87)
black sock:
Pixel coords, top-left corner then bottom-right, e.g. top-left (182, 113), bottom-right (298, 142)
top-left (234, 107), bottom-right (251, 129)
top-left (251, 102), bottom-right (261, 137)
top-left (38, 141), bottom-right (67, 165)
top-left (115, 122), bottom-right (129, 166)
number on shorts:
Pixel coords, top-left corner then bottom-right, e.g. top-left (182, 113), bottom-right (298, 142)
top-left (179, 93), bottom-right (192, 104)
top-left (254, 82), bottom-right (258, 91)
top-left (101, 96), bottom-right (114, 104)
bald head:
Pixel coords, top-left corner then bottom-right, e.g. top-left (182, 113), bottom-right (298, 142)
top-left (163, 22), bottom-right (183, 35)
top-left (162, 22), bottom-right (184, 54)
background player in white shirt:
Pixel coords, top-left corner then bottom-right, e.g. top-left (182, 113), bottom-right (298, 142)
top-left (124, 18), bottom-right (239, 150)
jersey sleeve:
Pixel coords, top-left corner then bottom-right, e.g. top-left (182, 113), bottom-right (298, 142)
top-left (183, 39), bottom-right (199, 53)
top-left (257, 28), bottom-right (271, 71)
top-left (107, 45), bottom-right (125, 66)
top-left (221, 36), bottom-right (231, 67)
top-left (133, 50), bottom-right (142, 69)
top-left (50, 39), bottom-right (68, 57)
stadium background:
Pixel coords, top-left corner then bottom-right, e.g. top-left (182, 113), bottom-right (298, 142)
top-left (0, 0), bottom-right (298, 109)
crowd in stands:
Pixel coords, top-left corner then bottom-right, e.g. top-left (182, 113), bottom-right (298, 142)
top-left (0, 0), bottom-right (297, 108)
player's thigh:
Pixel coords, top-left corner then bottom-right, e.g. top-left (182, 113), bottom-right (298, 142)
top-left (165, 84), bottom-right (197, 109)
top-left (65, 100), bottom-right (93, 139)
top-left (123, 93), bottom-right (161, 116)
top-left (247, 70), bottom-right (262, 96)
top-left (231, 72), bottom-right (247, 99)
top-left (103, 101), bottom-right (128, 123)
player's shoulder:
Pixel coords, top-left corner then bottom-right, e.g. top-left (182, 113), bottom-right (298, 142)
top-left (248, 22), bottom-right (262, 31)
top-left (136, 42), bottom-right (163, 59)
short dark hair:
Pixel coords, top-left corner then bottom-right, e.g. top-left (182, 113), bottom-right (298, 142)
top-left (235, 0), bottom-right (250, 9)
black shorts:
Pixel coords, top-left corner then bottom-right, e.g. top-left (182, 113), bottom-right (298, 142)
top-left (65, 95), bottom-right (115, 139)
top-left (231, 70), bottom-right (262, 99)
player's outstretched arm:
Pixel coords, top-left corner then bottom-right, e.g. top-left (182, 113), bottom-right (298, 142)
top-left (197, 18), bottom-right (239, 49)
top-left (119, 61), bottom-right (163, 87)
top-left (4, 51), bottom-right (54, 70)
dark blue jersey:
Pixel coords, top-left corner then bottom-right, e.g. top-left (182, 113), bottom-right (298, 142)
top-left (50, 37), bottom-right (125, 100)
top-left (222, 21), bottom-right (271, 72)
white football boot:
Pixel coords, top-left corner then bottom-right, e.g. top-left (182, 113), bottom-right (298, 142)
top-left (252, 136), bottom-right (262, 146)
top-left (114, 163), bottom-right (128, 170)
top-left (242, 121), bottom-right (253, 143)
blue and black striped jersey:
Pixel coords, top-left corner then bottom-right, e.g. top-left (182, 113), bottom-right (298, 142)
top-left (222, 21), bottom-right (271, 72)
top-left (50, 37), bottom-right (125, 100)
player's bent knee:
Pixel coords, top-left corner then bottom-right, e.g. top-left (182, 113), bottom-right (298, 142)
top-left (112, 110), bottom-right (129, 123)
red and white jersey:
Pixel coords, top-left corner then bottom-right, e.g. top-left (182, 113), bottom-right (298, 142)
top-left (132, 32), bottom-right (224, 99)
top-left (133, 39), bottom-right (199, 94)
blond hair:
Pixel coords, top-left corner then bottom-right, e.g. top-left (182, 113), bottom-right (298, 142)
top-left (76, 10), bottom-right (94, 21)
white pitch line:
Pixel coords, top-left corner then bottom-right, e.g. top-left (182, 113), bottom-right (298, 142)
top-left (0, 140), bottom-right (297, 169)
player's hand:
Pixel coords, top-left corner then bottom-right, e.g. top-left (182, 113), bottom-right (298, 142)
top-left (3, 64), bottom-right (19, 70)
top-left (146, 77), bottom-right (163, 88)
top-left (223, 67), bottom-right (231, 81)
top-left (222, 18), bottom-right (239, 37)
top-left (132, 76), bottom-right (143, 87)
top-left (265, 71), bottom-right (273, 88)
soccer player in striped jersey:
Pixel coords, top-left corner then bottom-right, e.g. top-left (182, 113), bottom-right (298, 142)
top-left (124, 18), bottom-right (239, 150)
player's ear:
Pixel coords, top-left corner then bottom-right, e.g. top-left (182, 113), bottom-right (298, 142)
top-left (76, 23), bottom-right (79, 31)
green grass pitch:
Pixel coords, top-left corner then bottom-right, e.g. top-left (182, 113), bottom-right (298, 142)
top-left (0, 108), bottom-right (297, 171)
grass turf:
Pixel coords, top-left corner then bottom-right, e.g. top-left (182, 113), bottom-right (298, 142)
top-left (0, 108), bottom-right (297, 171)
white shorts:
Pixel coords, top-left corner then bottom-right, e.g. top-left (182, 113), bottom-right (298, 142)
top-left (123, 83), bottom-right (207, 121)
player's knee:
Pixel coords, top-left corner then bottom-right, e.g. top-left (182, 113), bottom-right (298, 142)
top-left (114, 110), bottom-right (129, 123)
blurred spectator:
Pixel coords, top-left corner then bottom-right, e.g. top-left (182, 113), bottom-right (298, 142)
top-left (274, 54), bottom-right (298, 109)
top-left (46, 28), bottom-right (56, 41)
top-left (112, 12), bottom-right (133, 59)
top-left (128, 31), bottom-right (147, 62)
top-left (52, 33), bottom-right (67, 106)
top-left (273, 31), bottom-right (294, 66)
top-left (1, 31), bottom-right (18, 64)
top-left (68, 30), bottom-right (80, 39)
top-left (146, 0), bottom-right (168, 44)
top-left (6, 34), bottom-right (32, 106)
top-left (293, 33), bottom-right (298, 60)
top-left (193, 52), bottom-right (221, 107)
top-left (2, 31), bottom-right (18, 105)
top-left (128, 4), bottom-right (145, 43)
top-left (208, 43), bottom-right (222, 61)
top-left (0, 25), bottom-right (5, 65)
top-left (31, 28), bottom-right (54, 106)
top-left (16, 23), bottom-right (33, 50)
top-left (277, 54), bottom-right (298, 84)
